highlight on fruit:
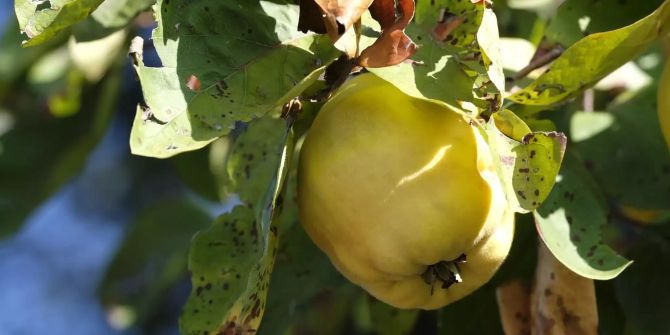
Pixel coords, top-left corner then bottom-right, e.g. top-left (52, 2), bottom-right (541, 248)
top-left (297, 73), bottom-right (515, 310)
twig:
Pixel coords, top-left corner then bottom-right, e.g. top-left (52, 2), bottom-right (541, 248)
top-left (512, 45), bottom-right (564, 82)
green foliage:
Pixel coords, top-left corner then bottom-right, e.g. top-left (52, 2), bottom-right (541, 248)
top-left (535, 153), bottom-right (632, 280)
top-left (99, 198), bottom-right (212, 329)
top-left (545, 0), bottom-right (664, 47)
top-left (15, 0), bottom-right (105, 46)
top-left (180, 115), bottom-right (295, 335)
top-left (508, 0), bottom-right (670, 106)
top-left (615, 229), bottom-right (670, 334)
top-left (128, 0), bottom-right (339, 158)
top-left (368, 299), bottom-right (419, 335)
top-left (571, 86), bottom-right (670, 215)
top-left (4, 0), bottom-right (670, 333)
top-left (369, 0), bottom-right (503, 110)
top-left (486, 109), bottom-right (566, 213)
top-left (0, 34), bottom-right (121, 236)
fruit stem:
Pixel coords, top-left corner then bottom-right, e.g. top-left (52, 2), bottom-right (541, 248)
top-left (422, 254), bottom-right (467, 295)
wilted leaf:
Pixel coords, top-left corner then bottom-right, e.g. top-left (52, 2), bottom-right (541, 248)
top-left (368, 0), bottom-right (503, 111)
top-left (358, 0), bottom-right (416, 68)
top-left (129, 0), bottom-right (338, 158)
top-left (298, 0), bottom-right (327, 34)
top-left (368, 0), bottom-right (396, 30)
top-left (312, 0), bottom-right (373, 43)
top-left (15, 0), bottom-right (105, 46)
top-left (534, 153), bottom-right (632, 280)
top-left (496, 280), bottom-right (531, 335)
top-left (507, 0), bottom-right (670, 106)
top-left (530, 242), bottom-right (599, 335)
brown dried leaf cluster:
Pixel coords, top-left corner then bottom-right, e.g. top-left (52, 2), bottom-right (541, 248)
top-left (496, 243), bottom-right (598, 335)
top-left (298, 0), bottom-right (417, 68)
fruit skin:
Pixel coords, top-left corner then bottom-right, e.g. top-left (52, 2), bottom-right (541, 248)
top-left (297, 73), bottom-right (514, 310)
top-left (659, 55), bottom-right (670, 150)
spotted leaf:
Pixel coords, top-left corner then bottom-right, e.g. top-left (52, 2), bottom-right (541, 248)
top-left (534, 153), bottom-right (632, 280)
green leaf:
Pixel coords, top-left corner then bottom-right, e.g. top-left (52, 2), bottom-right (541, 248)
top-left (15, 0), bottom-right (105, 47)
top-left (534, 153), bottom-right (632, 280)
top-left (0, 63), bottom-right (120, 238)
top-left (368, 300), bottom-right (419, 335)
top-left (170, 143), bottom-right (226, 202)
top-left (486, 112), bottom-right (566, 213)
top-left (0, 18), bottom-right (65, 93)
top-left (99, 198), bottom-right (212, 329)
top-left (437, 284), bottom-right (503, 335)
top-left (571, 86), bottom-right (670, 218)
top-left (413, 0), bottom-right (484, 48)
top-left (477, 9), bottom-right (505, 95)
top-left (259, 210), bottom-right (346, 334)
top-left (615, 229), bottom-right (670, 335)
top-left (71, 0), bottom-right (155, 41)
top-left (369, 0), bottom-right (503, 112)
top-left (507, 0), bottom-right (670, 106)
top-left (129, 0), bottom-right (338, 158)
top-left (87, 0), bottom-right (154, 30)
top-left (545, 0), bottom-right (664, 47)
top-left (69, 29), bottom-right (127, 82)
top-left (180, 115), bottom-right (295, 335)
top-left (222, 117), bottom-right (289, 205)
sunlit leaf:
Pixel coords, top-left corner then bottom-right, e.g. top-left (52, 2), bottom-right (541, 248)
top-left (507, 1), bottom-right (670, 106)
top-left (68, 29), bottom-right (126, 82)
top-left (180, 115), bottom-right (295, 335)
top-left (545, 0), bottom-right (664, 47)
top-left (534, 153), bottom-right (632, 280)
top-left (15, 0), bottom-right (105, 46)
top-left (486, 112), bottom-right (566, 213)
top-left (369, 0), bottom-right (503, 112)
top-left (129, 0), bottom-right (338, 158)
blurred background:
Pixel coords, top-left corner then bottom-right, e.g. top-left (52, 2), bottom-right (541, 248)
top-left (1, 0), bottom-right (669, 334)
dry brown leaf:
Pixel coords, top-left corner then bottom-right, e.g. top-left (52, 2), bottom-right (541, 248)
top-left (368, 0), bottom-right (396, 30)
top-left (530, 243), bottom-right (598, 335)
top-left (357, 0), bottom-right (417, 67)
top-left (313, 0), bottom-right (374, 41)
top-left (496, 280), bottom-right (531, 335)
top-left (298, 0), bottom-right (328, 34)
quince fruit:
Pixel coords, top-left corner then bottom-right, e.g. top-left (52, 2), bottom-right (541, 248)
top-left (659, 55), bottom-right (670, 150)
top-left (297, 73), bottom-right (514, 309)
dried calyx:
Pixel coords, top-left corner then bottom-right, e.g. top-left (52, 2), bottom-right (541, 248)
top-left (422, 254), bottom-right (467, 295)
